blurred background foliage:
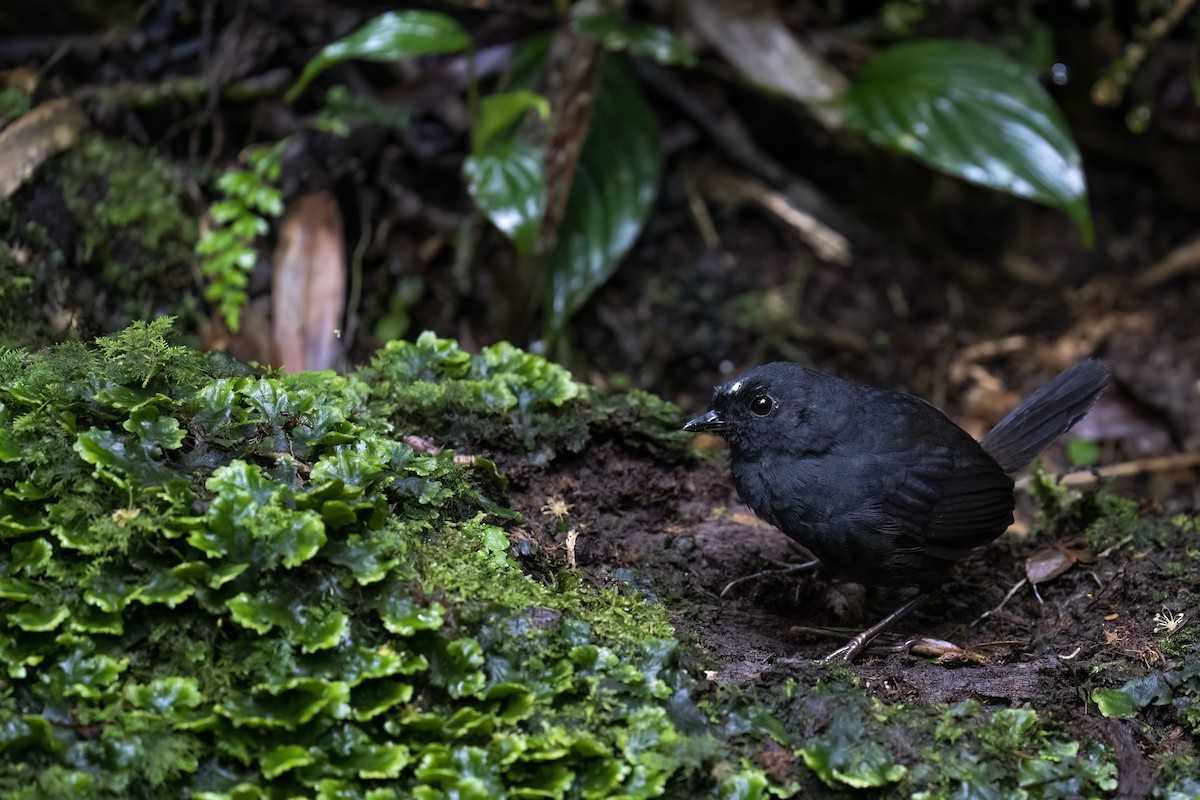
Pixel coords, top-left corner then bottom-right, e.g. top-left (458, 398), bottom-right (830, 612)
top-left (3, 0), bottom-right (1197, 401)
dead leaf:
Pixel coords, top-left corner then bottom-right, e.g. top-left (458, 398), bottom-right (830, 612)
top-left (0, 98), bottom-right (89, 201)
top-left (1024, 547), bottom-right (1081, 585)
top-left (271, 191), bottom-right (346, 371)
top-left (685, 0), bottom-right (847, 129)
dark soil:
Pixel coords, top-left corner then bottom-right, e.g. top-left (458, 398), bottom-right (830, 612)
top-left (497, 440), bottom-right (1193, 790)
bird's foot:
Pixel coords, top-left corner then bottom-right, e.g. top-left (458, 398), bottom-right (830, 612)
top-left (821, 633), bottom-right (871, 664)
top-left (720, 559), bottom-right (819, 598)
top-left (795, 592), bottom-right (930, 664)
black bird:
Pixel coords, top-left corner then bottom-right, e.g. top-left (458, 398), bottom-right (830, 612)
top-left (683, 359), bottom-right (1110, 662)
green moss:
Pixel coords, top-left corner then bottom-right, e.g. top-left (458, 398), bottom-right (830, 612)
top-left (778, 682), bottom-right (1117, 799)
top-left (0, 321), bottom-right (709, 798)
top-left (0, 132), bottom-right (199, 344)
top-left (57, 136), bottom-right (198, 301)
top-left (358, 332), bottom-right (690, 464)
top-left (1025, 468), bottom-right (1162, 554)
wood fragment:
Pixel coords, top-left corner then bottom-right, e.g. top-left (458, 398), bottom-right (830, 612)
top-left (271, 192), bottom-right (346, 372)
top-left (701, 169), bottom-right (852, 264)
top-left (0, 98), bottom-right (89, 201)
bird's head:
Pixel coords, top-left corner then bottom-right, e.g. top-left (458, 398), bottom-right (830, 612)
top-left (683, 363), bottom-right (819, 456)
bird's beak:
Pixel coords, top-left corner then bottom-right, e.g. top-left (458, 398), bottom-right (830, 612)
top-left (683, 409), bottom-right (728, 433)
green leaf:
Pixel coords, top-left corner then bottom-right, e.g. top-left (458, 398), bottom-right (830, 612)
top-left (0, 714), bottom-right (62, 755)
top-left (572, 14), bottom-right (696, 66)
top-left (135, 566), bottom-right (197, 607)
top-left (288, 11), bottom-right (472, 101)
top-left (226, 589), bottom-right (348, 652)
top-left (378, 593), bottom-right (445, 636)
top-left (545, 57), bottom-right (661, 340)
top-left (464, 139), bottom-right (547, 258)
top-left (0, 576), bottom-right (41, 601)
top-left (843, 40), bottom-right (1093, 246)
top-left (798, 739), bottom-right (907, 788)
top-left (10, 538), bottom-right (52, 573)
top-left (324, 536), bottom-right (400, 584)
top-left (352, 680), bottom-right (415, 721)
top-left (473, 91), bottom-right (550, 157)
top-left (75, 427), bottom-right (175, 487)
top-left (261, 744), bottom-right (317, 779)
top-left (1067, 438), bottom-right (1099, 467)
top-left (0, 424), bottom-right (18, 462)
top-left (122, 406), bottom-right (186, 451)
top-left (9, 599), bottom-right (70, 632)
top-left (216, 678), bottom-right (350, 729)
top-left (125, 677), bottom-right (203, 715)
top-left (55, 650), bottom-right (126, 699)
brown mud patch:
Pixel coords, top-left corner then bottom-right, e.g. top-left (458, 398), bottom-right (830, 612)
top-left (496, 441), bottom-right (1191, 741)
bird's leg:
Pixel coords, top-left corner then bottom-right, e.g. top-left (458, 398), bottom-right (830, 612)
top-left (820, 593), bottom-right (929, 664)
top-left (720, 558), bottom-right (820, 598)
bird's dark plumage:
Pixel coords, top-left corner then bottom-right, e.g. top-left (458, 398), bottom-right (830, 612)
top-left (684, 359), bottom-right (1110, 660)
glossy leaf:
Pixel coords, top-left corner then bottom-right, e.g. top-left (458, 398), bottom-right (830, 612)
top-left (0, 576), bottom-right (41, 601)
top-left (122, 406), bottom-right (186, 451)
top-left (0, 425), bottom-right (18, 462)
top-left (472, 91), bottom-right (550, 157)
top-left (1094, 690), bottom-right (1137, 719)
top-left (843, 39), bottom-right (1093, 246)
top-left (288, 11), bottom-right (472, 101)
top-left (9, 599), bottom-right (70, 632)
top-left (261, 744), bottom-right (316, 779)
top-left (352, 680), bottom-right (415, 722)
top-left (216, 678), bottom-right (350, 729)
top-left (378, 593), bottom-right (445, 636)
top-left (545, 58), bottom-right (661, 340)
top-left (464, 139), bottom-right (547, 258)
top-left (135, 566), bottom-right (196, 607)
top-left (10, 538), bottom-right (52, 573)
top-left (54, 650), bottom-right (126, 699)
top-left (75, 427), bottom-right (175, 487)
top-left (125, 677), bottom-right (203, 715)
top-left (0, 714), bottom-right (61, 755)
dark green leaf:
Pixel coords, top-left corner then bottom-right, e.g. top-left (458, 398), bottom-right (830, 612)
top-left (10, 538), bottom-right (52, 573)
top-left (0, 424), bottom-right (21, 462)
top-left (573, 14), bottom-right (696, 66)
top-left (123, 406), bottom-right (186, 451)
top-left (464, 139), bottom-right (547, 257)
top-left (216, 678), bottom-right (350, 729)
top-left (545, 57), bottom-right (662, 340)
top-left (843, 39), bottom-right (1093, 246)
top-left (261, 745), bottom-right (316, 779)
top-left (54, 649), bottom-right (126, 698)
top-left (10, 599), bottom-right (70, 631)
top-left (0, 714), bottom-right (62, 755)
top-left (75, 428), bottom-right (175, 487)
top-left (125, 677), bottom-right (203, 715)
top-left (288, 11), bottom-right (472, 101)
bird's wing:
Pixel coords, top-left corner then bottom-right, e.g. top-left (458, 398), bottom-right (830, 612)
top-left (864, 391), bottom-right (1015, 559)
top-left (879, 448), bottom-right (1014, 559)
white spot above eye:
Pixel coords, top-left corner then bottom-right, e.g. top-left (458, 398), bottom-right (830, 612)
top-left (729, 380), bottom-right (743, 393)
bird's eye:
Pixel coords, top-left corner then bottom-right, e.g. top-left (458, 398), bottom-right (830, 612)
top-left (749, 395), bottom-right (773, 416)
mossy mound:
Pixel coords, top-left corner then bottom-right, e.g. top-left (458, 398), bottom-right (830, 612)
top-left (0, 320), bottom-right (708, 798)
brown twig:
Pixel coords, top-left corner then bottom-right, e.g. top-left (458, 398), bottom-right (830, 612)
top-left (1014, 451), bottom-right (1200, 490)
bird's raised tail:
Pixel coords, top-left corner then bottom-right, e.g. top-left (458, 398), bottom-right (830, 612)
top-left (980, 359), bottom-right (1110, 475)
